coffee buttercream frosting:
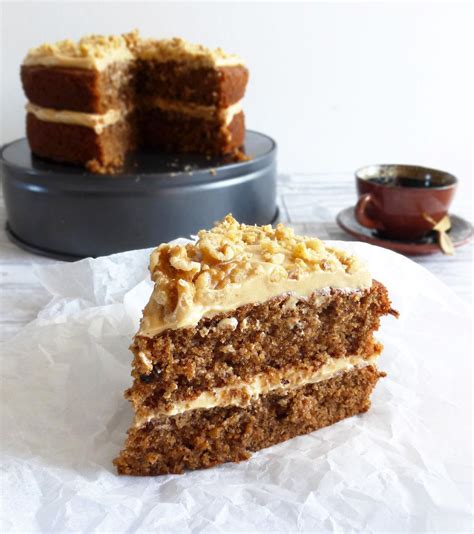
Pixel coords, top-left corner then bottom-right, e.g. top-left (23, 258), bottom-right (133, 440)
top-left (23, 31), bottom-right (244, 70)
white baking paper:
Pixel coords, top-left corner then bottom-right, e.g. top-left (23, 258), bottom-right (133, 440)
top-left (1, 241), bottom-right (472, 533)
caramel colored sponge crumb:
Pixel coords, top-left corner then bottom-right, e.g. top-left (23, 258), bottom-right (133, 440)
top-left (114, 365), bottom-right (383, 476)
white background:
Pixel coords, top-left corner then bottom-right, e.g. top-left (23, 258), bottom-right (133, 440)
top-left (1, 1), bottom-right (472, 203)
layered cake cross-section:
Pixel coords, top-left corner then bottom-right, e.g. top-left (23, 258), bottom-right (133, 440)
top-left (114, 216), bottom-right (397, 475)
top-left (21, 32), bottom-right (248, 173)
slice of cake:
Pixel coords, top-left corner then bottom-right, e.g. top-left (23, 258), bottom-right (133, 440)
top-left (114, 216), bottom-right (397, 475)
top-left (20, 32), bottom-right (249, 173)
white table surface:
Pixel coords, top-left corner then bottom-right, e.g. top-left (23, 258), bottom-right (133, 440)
top-left (1, 173), bottom-right (472, 342)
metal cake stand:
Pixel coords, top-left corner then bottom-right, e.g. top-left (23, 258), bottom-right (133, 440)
top-left (1, 131), bottom-right (278, 260)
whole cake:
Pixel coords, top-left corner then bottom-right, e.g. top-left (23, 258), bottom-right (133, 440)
top-left (21, 32), bottom-right (248, 173)
top-left (114, 216), bottom-right (397, 475)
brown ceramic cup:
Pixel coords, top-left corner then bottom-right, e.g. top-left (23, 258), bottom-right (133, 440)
top-left (355, 164), bottom-right (458, 240)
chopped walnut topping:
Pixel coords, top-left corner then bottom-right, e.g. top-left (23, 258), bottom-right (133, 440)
top-left (137, 36), bottom-right (244, 67)
top-left (23, 30), bottom-right (243, 70)
top-left (25, 33), bottom-right (133, 60)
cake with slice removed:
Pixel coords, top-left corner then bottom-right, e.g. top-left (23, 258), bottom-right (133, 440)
top-left (114, 215), bottom-right (398, 475)
top-left (21, 32), bottom-right (248, 173)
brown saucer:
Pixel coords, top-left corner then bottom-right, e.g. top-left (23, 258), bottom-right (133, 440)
top-left (336, 206), bottom-right (473, 255)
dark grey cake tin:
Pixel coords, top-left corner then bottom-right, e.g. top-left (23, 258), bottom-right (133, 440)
top-left (1, 131), bottom-right (277, 260)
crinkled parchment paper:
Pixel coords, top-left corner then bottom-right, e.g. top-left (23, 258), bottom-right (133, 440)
top-left (1, 242), bottom-right (472, 533)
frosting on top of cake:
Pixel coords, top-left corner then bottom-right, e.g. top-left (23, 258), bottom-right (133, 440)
top-left (137, 37), bottom-right (245, 67)
top-left (138, 215), bottom-right (372, 337)
top-left (23, 32), bottom-right (244, 70)
top-left (23, 33), bottom-right (134, 70)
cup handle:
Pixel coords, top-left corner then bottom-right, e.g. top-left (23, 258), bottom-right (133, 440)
top-left (355, 194), bottom-right (384, 230)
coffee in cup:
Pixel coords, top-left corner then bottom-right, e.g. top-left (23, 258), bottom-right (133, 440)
top-left (355, 164), bottom-right (457, 241)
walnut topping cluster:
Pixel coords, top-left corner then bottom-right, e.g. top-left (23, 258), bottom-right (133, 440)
top-left (146, 215), bottom-right (361, 326)
top-left (137, 36), bottom-right (243, 67)
top-left (26, 32), bottom-right (134, 60)
top-left (24, 31), bottom-right (243, 69)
